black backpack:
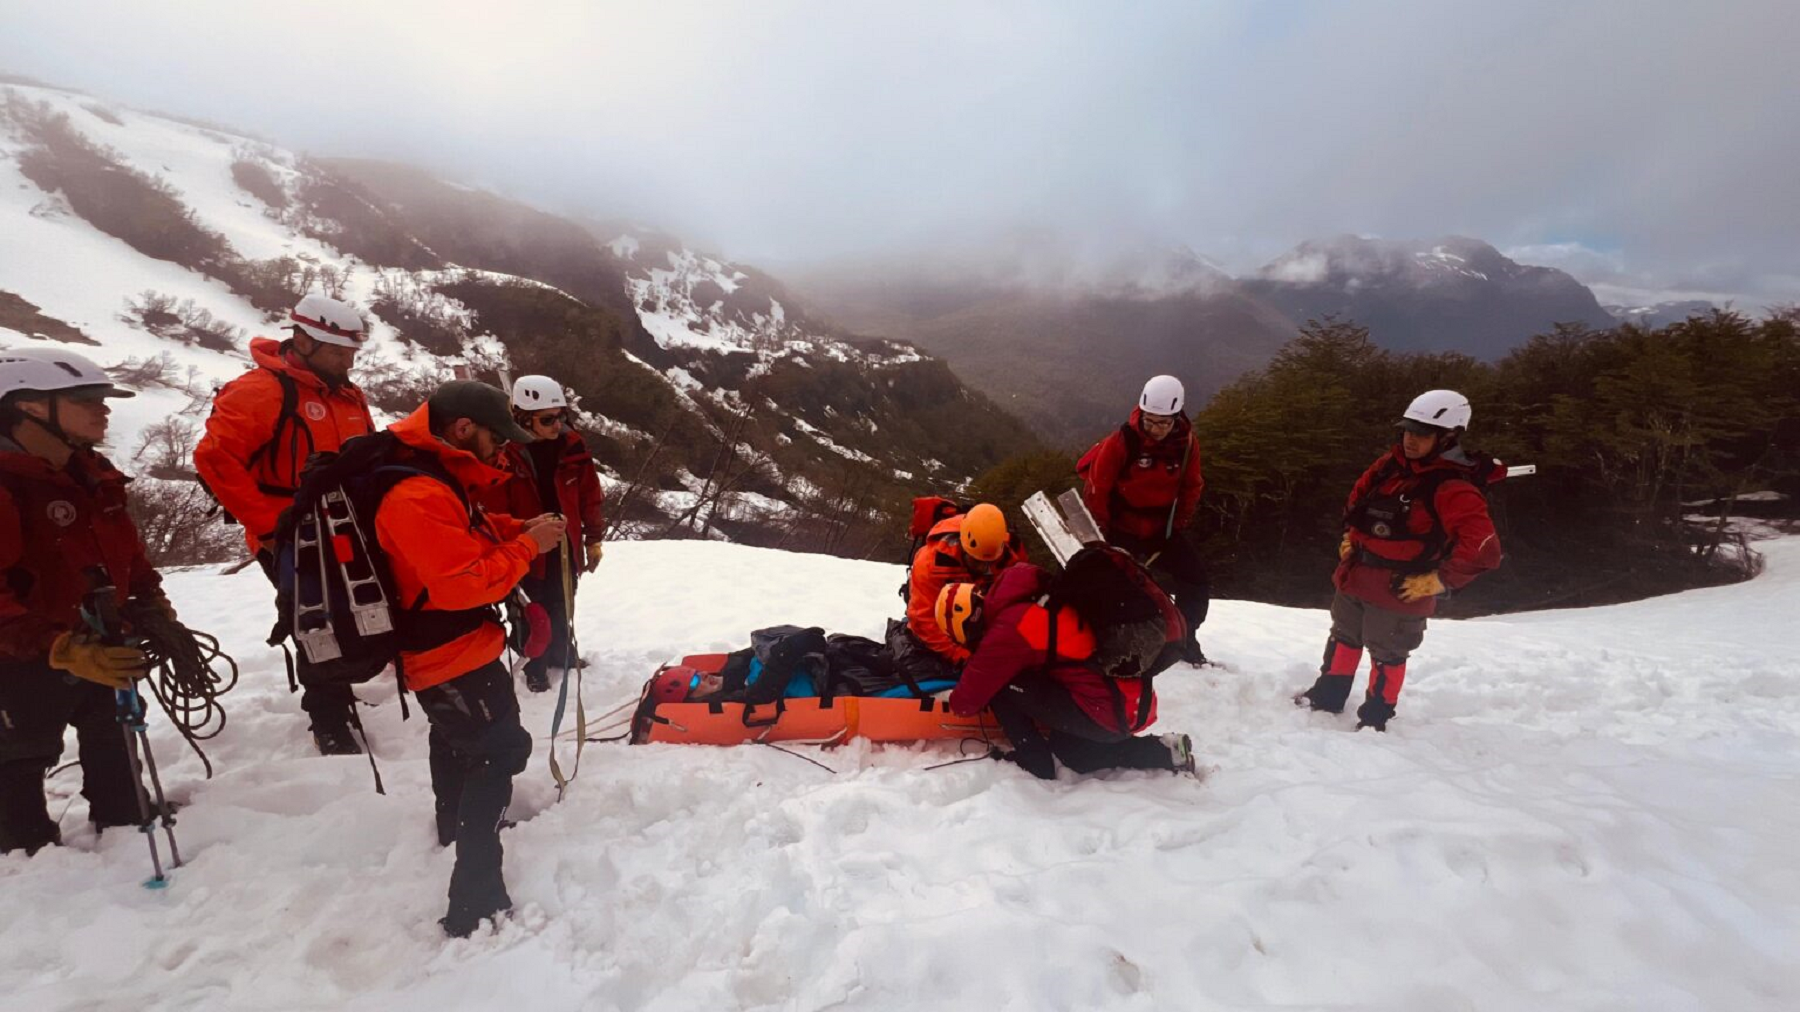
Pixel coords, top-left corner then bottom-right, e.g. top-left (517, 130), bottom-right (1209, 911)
top-left (1039, 545), bottom-right (1185, 731)
top-left (267, 431), bottom-right (495, 686)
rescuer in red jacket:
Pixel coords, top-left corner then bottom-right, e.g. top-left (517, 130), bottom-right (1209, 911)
top-left (474, 376), bottom-right (607, 693)
top-left (1296, 390), bottom-right (1505, 731)
top-left (0, 349), bottom-right (162, 855)
top-left (1079, 375), bottom-right (1209, 664)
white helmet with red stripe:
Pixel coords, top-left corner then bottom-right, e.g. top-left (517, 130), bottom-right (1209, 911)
top-left (290, 293), bottom-right (366, 349)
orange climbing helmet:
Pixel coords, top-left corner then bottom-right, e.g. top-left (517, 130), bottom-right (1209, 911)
top-left (934, 582), bottom-right (985, 647)
top-left (959, 503), bottom-right (1008, 563)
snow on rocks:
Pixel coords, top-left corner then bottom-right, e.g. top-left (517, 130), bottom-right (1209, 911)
top-left (4, 537), bottom-right (1798, 1009)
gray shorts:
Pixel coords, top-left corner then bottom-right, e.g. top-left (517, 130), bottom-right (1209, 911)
top-left (1329, 591), bottom-right (1427, 665)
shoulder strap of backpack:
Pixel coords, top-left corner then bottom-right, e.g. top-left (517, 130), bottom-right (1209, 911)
top-left (246, 370), bottom-right (301, 471)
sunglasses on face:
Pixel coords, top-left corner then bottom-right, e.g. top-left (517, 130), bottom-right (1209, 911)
top-left (530, 411), bottom-right (567, 428)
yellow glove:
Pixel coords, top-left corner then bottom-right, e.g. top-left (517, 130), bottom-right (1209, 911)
top-left (1338, 534), bottom-right (1353, 561)
top-left (584, 541), bottom-right (605, 573)
top-left (48, 632), bottom-right (149, 689)
top-left (1397, 571), bottom-right (1446, 602)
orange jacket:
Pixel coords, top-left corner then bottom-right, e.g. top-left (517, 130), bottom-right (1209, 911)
top-left (195, 337), bottom-right (374, 550)
top-left (904, 514), bottom-right (1020, 664)
top-left (372, 406), bottom-right (536, 692)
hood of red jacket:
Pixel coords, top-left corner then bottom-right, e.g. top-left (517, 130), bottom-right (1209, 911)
top-left (982, 562), bottom-right (1050, 617)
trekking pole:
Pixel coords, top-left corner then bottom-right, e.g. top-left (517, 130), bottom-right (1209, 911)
top-left (81, 569), bottom-right (182, 888)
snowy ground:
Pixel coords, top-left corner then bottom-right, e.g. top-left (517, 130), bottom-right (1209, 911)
top-left (4, 539), bottom-right (1798, 1011)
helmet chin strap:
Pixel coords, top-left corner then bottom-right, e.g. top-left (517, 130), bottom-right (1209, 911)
top-left (20, 394), bottom-right (87, 452)
top-left (291, 329), bottom-right (345, 390)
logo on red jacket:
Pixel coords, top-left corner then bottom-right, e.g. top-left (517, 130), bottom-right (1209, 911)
top-left (304, 401), bottom-right (329, 422)
top-left (46, 501), bottom-right (77, 527)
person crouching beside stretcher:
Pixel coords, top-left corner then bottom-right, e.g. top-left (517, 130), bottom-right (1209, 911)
top-left (937, 569), bottom-right (1197, 779)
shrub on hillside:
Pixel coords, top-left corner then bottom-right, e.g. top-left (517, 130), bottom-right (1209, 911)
top-left (126, 418), bottom-right (241, 566)
top-left (121, 291), bottom-right (242, 353)
top-left (6, 95), bottom-right (236, 275)
top-left (230, 158), bottom-right (289, 209)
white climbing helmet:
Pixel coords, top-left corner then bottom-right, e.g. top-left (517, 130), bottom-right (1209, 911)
top-left (1139, 375), bottom-right (1185, 416)
top-left (0, 348), bottom-right (135, 400)
top-left (289, 293), bottom-right (366, 348)
top-left (1400, 389), bottom-right (1472, 432)
top-left (511, 374), bottom-right (569, 411)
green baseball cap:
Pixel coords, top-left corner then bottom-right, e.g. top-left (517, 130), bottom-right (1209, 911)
top-left (427, 380), bottom-right (534, 444)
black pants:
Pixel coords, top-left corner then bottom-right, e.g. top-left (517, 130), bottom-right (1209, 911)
top-left (415, 661), bottom-right (533, 928)
top-left (1109, 530), bottom-right (1210, 639)
top-left (0, 661), bottom-right (144, 852)
top-left (987, 673), bottom-right (1175, 780)
top-left (257, 549), bottom-right (357, 731)
top-left (520, 559), bottom-right (574, 681)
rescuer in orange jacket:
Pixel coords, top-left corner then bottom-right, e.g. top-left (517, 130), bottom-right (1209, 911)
top-left (194, 294), bottom-right (375, 755)
top-left (373, 380), bottom-right (564, 938)
top-left (1296, 390), bottom-right (1505, 731)
top-left (891, 504), bottom-right (1021, 686)
top-left (1079, 375), bottom-right (1210, 664)
top-left (0, 349), bottom-right (160, 855)
top-left (473, 375), bottom-right (606, 693)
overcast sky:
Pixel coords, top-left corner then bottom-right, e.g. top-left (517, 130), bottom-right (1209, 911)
top-left (3, 1), bottom-right (1795, 305)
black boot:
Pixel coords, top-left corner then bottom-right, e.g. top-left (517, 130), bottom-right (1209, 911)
top-left (0, 759), bottom-right (59, 855)
top-left (1356, 696), bottom-right (1396, 732)
top-left (523, 665), bottom-right (551, 694)
top-left (312, 723), bottom-right (364, 756)
top-left (1179, 637), bottom-right (1208, 666)
top-left (1296, 674), bottom-right (1353, 714)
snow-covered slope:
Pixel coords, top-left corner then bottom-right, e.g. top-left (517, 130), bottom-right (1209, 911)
top-left (5, 537), bottom-right (1796, 1010)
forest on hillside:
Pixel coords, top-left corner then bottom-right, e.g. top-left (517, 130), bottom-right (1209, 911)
top-left (971, 310), bottom-right (1800, 615)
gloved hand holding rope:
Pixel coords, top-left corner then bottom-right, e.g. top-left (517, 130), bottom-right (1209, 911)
top-left (121, 594), bottom-right (240, 778)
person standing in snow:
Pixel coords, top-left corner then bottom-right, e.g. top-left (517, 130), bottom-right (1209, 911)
top-left (194, 293), bottom-right (375, 756)
top-left (937, 561), bottom-right (1196, 779)
top-left (1295, 390), bottom-right (1504, 731)
top-left (1079, 375), bottom-right (1210, 664)
top-left (0, 349), bottom-right (163, 855)
top-left (474, 376), bottom-right (606, 693)
top-left (374, 380), bottom-right (563, 937)
top-left (892, 503), bottom-right (1022, 686)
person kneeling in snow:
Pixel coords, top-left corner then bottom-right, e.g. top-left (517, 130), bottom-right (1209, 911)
top-left (939, 558), bottom-right (1196, 780)
top-left (1295, 390), bottom-right (1504, 731)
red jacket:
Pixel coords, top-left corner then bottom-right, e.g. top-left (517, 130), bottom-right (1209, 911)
top-left (1335, 446), bottom-right (1504, 616)
top-left (1080, 409), bottom-right (1204, 541)
top-left (473, 430), bottom-right (606, 579)
top-left (0, 442), bottom-right (161, 660)
top-left (949, 564), bottom-right (1156, 733)
top-left (195, 337), bottom-right (375, 549)
top-left (373, 407), bottom-right (537, 692)
top-left (905, 514), bottom-right (1023, 664)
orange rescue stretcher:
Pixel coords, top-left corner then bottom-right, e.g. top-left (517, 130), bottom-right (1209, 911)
top-left (629, 653), bottom-right (1004, 747)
